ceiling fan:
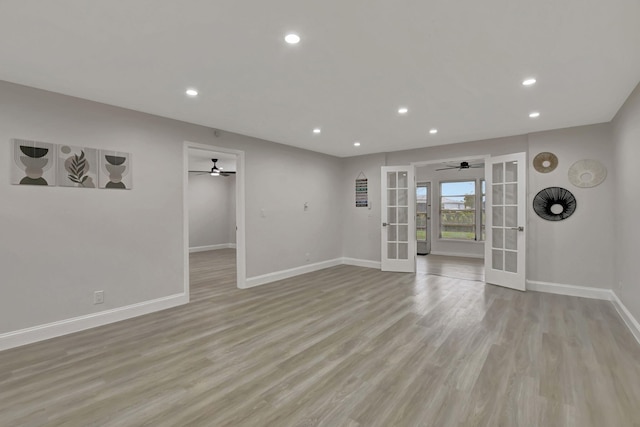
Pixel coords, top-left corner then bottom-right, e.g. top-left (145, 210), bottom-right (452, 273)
top-left (435, 161), bottom-right (484, 171)
top-left (189, 159), bottom-right (236, 177)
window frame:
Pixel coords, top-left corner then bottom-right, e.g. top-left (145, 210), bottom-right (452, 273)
top-left (438, 179), bottom-right (486, 242)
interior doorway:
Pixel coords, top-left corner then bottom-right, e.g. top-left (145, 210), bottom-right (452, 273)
top-left (413, 157), bottom-right (487, 282)
top-left (183, 142), bottom-right (246, 295)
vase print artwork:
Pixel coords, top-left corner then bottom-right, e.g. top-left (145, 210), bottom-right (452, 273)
top-left (11, 139), bottom-right (56, 185)
top-left (99, 150), bottom-right (132, 189)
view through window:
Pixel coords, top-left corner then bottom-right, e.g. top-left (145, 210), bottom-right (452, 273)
top-left (440, 180), bottom-right (485, 240)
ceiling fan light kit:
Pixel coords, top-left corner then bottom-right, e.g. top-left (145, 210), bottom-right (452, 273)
top-left (435, 161), bottom-right (485, 172)
top-left (188, 159), bottom-right (237, 177)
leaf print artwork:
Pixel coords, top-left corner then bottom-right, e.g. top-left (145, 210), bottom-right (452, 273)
top-left (59, 145), bottom-right (97, 188)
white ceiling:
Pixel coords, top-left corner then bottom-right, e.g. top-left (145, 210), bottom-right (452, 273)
top-left (1, 1), bottom-right (639, 158)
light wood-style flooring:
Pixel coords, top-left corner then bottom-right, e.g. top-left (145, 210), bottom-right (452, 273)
top-left (417, 254), bottom-right (485, 282)
top-left (1, 249), bottom-right (639, 426)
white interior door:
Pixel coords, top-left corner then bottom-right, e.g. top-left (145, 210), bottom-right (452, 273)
top-left (485, 152), bottom-right (527, 290)
top-left (381, 166), bottom-right (416, 272)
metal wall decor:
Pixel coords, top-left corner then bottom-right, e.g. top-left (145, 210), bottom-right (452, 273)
top-left (355, 172), bottom-right (368, 207)
top-left (532, 152), bottom-right (558, 173)
top-left (533, 187), bottom-right (577, 221)
top-left (568, 159), bottom-right (606, 188)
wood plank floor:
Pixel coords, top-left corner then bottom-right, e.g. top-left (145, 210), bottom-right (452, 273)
top-left (1, 249), bottom-right (639, 426)
top-left (417, 254), bottom-right (485, 282)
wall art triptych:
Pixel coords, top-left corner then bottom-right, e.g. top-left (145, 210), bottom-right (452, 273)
top-left (11, 139), bottom-right (132, 190)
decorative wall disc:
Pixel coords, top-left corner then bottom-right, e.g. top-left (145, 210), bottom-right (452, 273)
top-left (533, 187), bottom-right (577, 221)
top-left (532, 152), bottom-right (558, 173)
top-left (568, 159), bottom-right (607, 188)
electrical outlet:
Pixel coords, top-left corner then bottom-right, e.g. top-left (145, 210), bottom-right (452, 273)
top-left (94, 290), bottom-right (104, 305)
top-left (305, 252), bottom-right (310, 261)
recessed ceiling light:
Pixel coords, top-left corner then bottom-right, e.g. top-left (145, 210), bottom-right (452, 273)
top-left (429, 129), bottom-right (438, 134)
top-left (313, 128), bottom-right (321, 134)
top-left (522, 78), bottom-right (537, 86)
top-left (354, 142), bottom-right (361, 147)
top-left (185, 88), bottom-right (198, 97)
top-left (529, 112), bottom-right (540, 118)
top-left (285, 33), bottom-right (300, 44)
top-left (398, 107), bottom-right (409, 114)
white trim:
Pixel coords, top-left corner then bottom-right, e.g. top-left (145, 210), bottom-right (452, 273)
top-left (245, 259), bottom-right (343, 288)
top-left (189, 243), bottom-right (236, 253)
top-left (342, 258), bottom-right (381, 269)
top-left (410, 154), bottom-right (490, 167)
top-left (184, 142), bottom-right (246, 289)
top-left (526, 280), bottom-right (613, 300)
top-left (0, 294), bottom-right (188, 352)
top-left (526, 281), bottom-right (640, 345)
top-left (430, 251), bottom-right (484, 259)
top-left (611, 292), bottom-right (640, 345)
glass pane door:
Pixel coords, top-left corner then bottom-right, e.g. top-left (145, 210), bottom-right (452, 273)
top-left (381, 166), bottom-right (416, 273)
top-left (485, 153), bottom-right (526, 291)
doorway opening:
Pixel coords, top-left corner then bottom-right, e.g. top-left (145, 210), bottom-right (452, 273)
top-left (414, 157), bottom-right (486, 282)
top-left (183, 142), bottom-right (246, 300)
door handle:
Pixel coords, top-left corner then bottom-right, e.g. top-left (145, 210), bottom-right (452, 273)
top-left (382, 222), bottom-right (389, 227)
top-left (509, 226), bottom-right (524, 232)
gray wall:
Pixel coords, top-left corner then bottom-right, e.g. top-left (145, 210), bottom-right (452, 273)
top-left (527, 123), bottom-right (615, 289)
top-left (341, 129), bottom-right (616, 291)
top-left (0, 81), bottom-right (343, 334)
top-left (188, 174), bottom-right (236, 248)
top-left (208, 131), bottom-right (343, 277)
top-left (613, 82), bottom-right (640, 322)
top-left (2, 76), bottom-right (635, 340)
top-left (341, 135), bottom-right (526, 263)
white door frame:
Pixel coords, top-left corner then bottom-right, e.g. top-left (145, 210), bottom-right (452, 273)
top-left (183, 141), bottom-right (247, 291)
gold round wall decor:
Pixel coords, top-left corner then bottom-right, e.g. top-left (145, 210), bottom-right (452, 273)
top-left (568, 159), bottom-right (607, 188)
top-left (533, 152), bottom-right (558, 173)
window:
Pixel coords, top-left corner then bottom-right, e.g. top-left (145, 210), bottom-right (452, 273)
top-left (440, 180), bottom-right (485, 241)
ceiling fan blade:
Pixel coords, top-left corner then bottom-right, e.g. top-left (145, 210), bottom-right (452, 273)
top-left (435, 167), bottom-right (455, 171)
top-left (188, 170), bottom-right (209, 173)
top-left (470, 164), bottom-right (485, 168)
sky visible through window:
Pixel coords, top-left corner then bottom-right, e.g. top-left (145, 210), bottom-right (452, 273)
top-left (441, 181), bottom-right (475, 197)
top-left (417, 187), bottom-right (427, 201)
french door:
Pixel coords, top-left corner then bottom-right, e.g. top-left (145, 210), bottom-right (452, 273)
top-left (381, 166), bottom-right (416, 272)
top-left (485, 152), bottom-right (527, 291)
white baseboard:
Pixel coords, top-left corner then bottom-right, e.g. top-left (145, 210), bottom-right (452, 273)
top-left (189, 243), bottom-right (236, 253)
top-left (610, 292), bottom-right (640, 345)
top-left (526, 280), bottom-right (614, 300)
top-left (429, 251), bottom-right (484, 259)
top-left (245, 259), bottom-right (343, 288)
top-left (341, 257), bottom-right (381, 269)
top-left (0, 293), bottom-right (188, 352)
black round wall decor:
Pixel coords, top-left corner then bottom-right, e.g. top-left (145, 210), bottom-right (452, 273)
top-left (533, 187), bottom-right (577, 221)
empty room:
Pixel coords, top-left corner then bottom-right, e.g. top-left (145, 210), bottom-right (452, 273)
top-left (1, 1), bottom-right (639, 426)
